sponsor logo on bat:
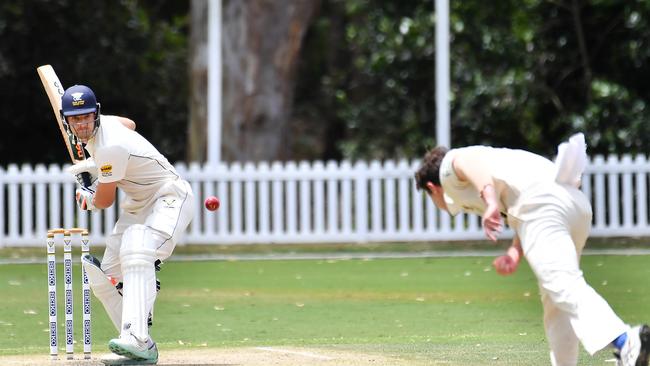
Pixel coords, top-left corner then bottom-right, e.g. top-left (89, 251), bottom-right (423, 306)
top-left (73, 143), bottom-right (85, 160)
top-left (54, 81), bottom-right (64, 96)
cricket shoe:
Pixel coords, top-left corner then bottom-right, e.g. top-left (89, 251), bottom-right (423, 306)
top-left (108, 333), bottom-right (158, 364)
top-left (614, 324), bottom-right (650, 366)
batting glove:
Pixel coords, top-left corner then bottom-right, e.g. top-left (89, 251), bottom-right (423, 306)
top-left (66, 158), bottom-right (98, 188)
top-left (75, 186), bottom-right (96, 211)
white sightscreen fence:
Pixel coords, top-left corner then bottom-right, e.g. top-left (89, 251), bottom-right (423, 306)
top-left (1, 155), bottom-right (649, 247)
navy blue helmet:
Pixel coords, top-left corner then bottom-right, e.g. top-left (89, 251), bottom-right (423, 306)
top-left (60, 85), bottom-right (101, 142)
top-left (61, 85), bottom-right (99, 116)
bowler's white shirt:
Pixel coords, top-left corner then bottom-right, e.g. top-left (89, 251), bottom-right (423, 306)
top-left (439, 146), bottom-right (556, 218)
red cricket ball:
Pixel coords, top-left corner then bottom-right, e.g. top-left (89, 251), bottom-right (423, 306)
top-left (204, 196), bottom-right (220, 211)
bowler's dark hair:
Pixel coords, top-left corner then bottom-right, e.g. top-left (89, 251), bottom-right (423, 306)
top-left (414, 146), bottom-right (449, 192)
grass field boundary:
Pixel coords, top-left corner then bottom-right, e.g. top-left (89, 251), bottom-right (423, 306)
top-left (2, 248), bottom-right (650, 265)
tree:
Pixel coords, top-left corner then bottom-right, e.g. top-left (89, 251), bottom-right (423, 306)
top-left (0, 0), bottom-right (188, 164)
top-left (187, 0), bottom-right (320, 163)
top-left (296, 0), bottom-right (650, 160)
top-left (298, 1), bottom-right (437, 160)
top-left (4, 0), bottom-right (650, 166)
top-left (220, 0), bottom-right (320, 162)
top-left (187, 0), bottom-right (209, 163)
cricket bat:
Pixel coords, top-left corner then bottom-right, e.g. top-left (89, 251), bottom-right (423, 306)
top-left (37, 65), bottom-right (92, 187)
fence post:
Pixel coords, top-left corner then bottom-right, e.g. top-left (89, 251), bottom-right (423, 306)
top-left (354, 160), bottom-right (368, 242)
top-left (230, 162), bottom-right (243, 238)
top-left (8, 164), bottom-right (19, 243)
top-left (21, 164), bottom-right (34, 242)
top-left (369, 160), bottom-right (382, 235)
top-left (397, 159), bottom-right (411, 237)
top-left (592, 155), bottom-right (606, 230)
top-left (340, 161), bottom-right (353, 237)
top-left (189, 162), bottom-right (203, 238)
top-left (607, 155), bottom-right (620, 228)
top-left (635, 155), bottom-right (648, 228)
top-left (284, 161), bottom-right (297, 239)
top-left (410, 160), bottom-right (424, 235)
top-left (621, 155), bottom-right (634, 229)
top-left (258, 162), bottom-right (271, 238)
top-left (244, 162), bottom-right (256, 238)
top-left (326, 161), bottom-right (339, 236)
top-left (35, 164), bottom-right (48, 239)
top-left (299, 161), bottom-right (312, 236)
top-left (312, 161), bottom-right (325, 236)
top-left (216, 162), bottom-right (229, 241)
top-left (0, 166), bottom-right (5, 247)
top-left (383, 160), bottom-right (396, 236)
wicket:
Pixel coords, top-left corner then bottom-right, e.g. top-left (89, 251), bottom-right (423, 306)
top-left (46, 228), bottom-right (92, 360)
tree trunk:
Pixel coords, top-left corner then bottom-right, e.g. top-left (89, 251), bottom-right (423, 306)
top-left (187, 0), bottom-right (208, 163)
top-left (222, 0), bottom-right (320, 162)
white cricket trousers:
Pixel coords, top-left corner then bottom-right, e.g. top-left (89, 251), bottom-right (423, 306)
top-left (101, 179), bottom-right (195, 281)
top-left (511, 184), bottom-right (627, 366)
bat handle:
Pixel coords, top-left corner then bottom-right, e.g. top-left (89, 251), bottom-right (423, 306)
top-left (80, 172), bottom-right (93, 188)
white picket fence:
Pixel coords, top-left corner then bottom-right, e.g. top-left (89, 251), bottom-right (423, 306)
top-left (1, 154), bottom-right (649, 247)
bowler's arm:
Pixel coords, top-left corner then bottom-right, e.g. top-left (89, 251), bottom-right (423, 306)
top-left (451, 150), bottom-right (495, 193)
top-left (452, 149), bottom-right (503, 241)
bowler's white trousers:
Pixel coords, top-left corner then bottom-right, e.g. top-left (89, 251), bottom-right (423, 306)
top-left (101, 179), bottom-right (195, 281)
top-left (510, 183), bottom-right (627, 366)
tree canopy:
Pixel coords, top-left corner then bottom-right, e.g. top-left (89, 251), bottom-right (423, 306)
top-left (1, 0), bottom-right (649, 165)
top-left (297, 0), bottom-right (650, 160)
top-left (0, 1), bottom-right (188, 164)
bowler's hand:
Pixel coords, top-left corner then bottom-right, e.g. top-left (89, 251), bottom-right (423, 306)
top-left (493, 255), bottom-right (517, 275)
top-left (482, 203), bottom-right (502, 242)
top-left (493, 243), bottom-right (522, 276)
top-left (75, 186), bottom-right (96, 211)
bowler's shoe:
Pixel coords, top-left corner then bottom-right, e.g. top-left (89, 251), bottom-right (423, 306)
top-left (615, 324), bottom-right (650, 366)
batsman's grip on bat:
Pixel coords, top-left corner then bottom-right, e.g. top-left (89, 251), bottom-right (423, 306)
top-left (66, 158), bottom-right (98, 188)
top-left (75, 186), bottom-right (97, 211)
top-left (78, 171), bottom-right (93, 188)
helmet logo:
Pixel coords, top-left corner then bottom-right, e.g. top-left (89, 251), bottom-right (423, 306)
top-left (71, 92), bottom-right (86, 107)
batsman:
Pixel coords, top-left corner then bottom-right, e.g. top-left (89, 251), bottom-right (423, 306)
top-left (61, 84), bottom-right (195, 364)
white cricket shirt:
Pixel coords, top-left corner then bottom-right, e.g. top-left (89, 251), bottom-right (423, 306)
top-left (85, 115), bottom-right (180, 212)
top-left (439, 146), bottom-right (557, 218)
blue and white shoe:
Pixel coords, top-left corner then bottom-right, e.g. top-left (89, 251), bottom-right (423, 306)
top-left (108, 333), bottom-right (158, 364)
top-left (615, 324), bottom-right (650, 366)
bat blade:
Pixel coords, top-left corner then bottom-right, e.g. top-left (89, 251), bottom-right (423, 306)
top-left (37, 64), bottom-right (91, 187)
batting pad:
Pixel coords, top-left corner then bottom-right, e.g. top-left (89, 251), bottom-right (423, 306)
top-left (81, 254), bottom-right (123, 332)
top-left (119, 225), bottom-right (158, 340)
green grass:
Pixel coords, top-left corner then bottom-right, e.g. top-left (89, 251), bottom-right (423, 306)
top-left (2, 236), bottom-right (649, 260)
top-left (0, 254), bottom-right (648, 365)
